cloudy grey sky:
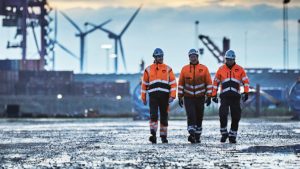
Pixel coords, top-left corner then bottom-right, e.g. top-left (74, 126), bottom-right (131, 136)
top-left (0, 0), bottom-right (299, 73)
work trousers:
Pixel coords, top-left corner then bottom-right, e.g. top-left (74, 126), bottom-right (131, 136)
top-left (184, 96), bottom-right (205, 136)
top-left (219, 96), bottom-right (241, 138)
top-left (149, 92), bottom-right (169, 137)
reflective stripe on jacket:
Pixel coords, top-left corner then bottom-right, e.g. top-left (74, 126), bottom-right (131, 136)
top-left (178, 63), bottom-right (212, 98)
top-left (212, 64), bottom-right (249, 97)
top-left (141, 63), bottom-right (177, 102)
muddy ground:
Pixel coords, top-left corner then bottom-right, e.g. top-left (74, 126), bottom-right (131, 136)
top-left (0, 118), bottom-right (299, 168)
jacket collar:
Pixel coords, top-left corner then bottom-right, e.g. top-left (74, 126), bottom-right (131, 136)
top-left (189, 61), bottom-right (199, 66)
top-left (225, 62), bottom-right (236, 70)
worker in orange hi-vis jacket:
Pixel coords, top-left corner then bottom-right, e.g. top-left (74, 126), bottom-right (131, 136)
top-left (141, 48), bottom-right (177, 144)
top-left (212, 49), bottom-right (250, 144)
top-left (178, 49), bottom-right (213, 143)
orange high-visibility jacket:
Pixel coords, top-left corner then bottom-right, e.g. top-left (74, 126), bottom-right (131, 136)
top-left (141, 63), bottom-right (177, 102)
top-left (212, 64), bottom-right (249, 97)
top-left (178, 63), bottom-right (212, 98)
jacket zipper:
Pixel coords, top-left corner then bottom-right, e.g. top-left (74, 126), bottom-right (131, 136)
top-left (229, 67), bottom-right (232, 91)
top-left (155, 63), bottom-right (158, 78)
top-left (193, 64), bottom-right (196, 96)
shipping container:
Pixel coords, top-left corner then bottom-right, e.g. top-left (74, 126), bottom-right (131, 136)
top-left (0, 82), bottom-right (15, 95)
top-left (15, 81), bottom-right (72, 95)
top-left (19, 59), bottom-right (45, 71)
top-left (15, 82), bottom-right (27, 95)
top-left (70, 82), bottom-right (84, 95)
top-left (18, 71), bottom-right (33, 82)
top-left (19, 71), bottom-right (73, 84)
top-left (73, 81), bottom-right (130, 96)
top-left (0, 59), bottom-right (19, 71)
top-left (6, 104), bottom-right (20, 118)
top-left (0, 71), bottom-right (19, 82)
top-left (0, 70), bottom-right (129, 96)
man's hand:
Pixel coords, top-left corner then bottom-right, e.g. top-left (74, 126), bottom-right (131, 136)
top-left (169, 97), bottom-right (174, 103)
top-left (205, 97), bottom-right (211, 106)
top-left (212, 96), bottom-right (218, 103)
top-left (178, 98), bottom-right (184, 108)
top-left (143, 100), bottom-right (147, 105)
top-left (243, 93), bottom-right (248, 102)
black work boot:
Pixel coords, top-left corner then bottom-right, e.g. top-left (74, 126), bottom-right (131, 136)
top-left (220, 133), bottom-right (228, 143)
top-left (161, 136), bottom-right (168, 143)
top-left (149, 135), bottom-right (157, 144)
top-left (229, 136), bottom-right (237, 144)
top-left (195, 134), bottom-right (201, 143)
top-left (188, 134), bottom-right (196, 144)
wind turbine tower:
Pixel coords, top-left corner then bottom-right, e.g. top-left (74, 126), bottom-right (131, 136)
top-left (86, 5), bottom-right (142, 73)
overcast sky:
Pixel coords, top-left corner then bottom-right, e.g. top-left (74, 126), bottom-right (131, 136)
top-left (0, 0), bottom-right (300, 73)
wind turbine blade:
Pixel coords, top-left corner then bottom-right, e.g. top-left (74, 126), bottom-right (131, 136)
top-left (85, 19), bottom-right (112, 35)
top-left (99, 27), bottom-right (115, 36)
top-left (85, 22), bottom-right (97, 27)
top-left (86, 22), bottom-right (115, 36)
top-left (120, 5), bottom-right (142, 36)
top-left (55, 41), bottom-right (79, 60)
top-left (60, 11), bottom-right (82, 33)
top-left (118, 38), bottom-right (127, 71)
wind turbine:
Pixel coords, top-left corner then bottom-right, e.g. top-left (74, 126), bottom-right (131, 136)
top-left (85, 5), bottom-right (142, 73)
top-left (49, 9), bottom-right (79, 70)
top-left (60, 11), bottom-right (111, 72)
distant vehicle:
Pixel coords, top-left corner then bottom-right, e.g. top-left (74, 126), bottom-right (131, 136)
top-left (288, 77), bottom-right (300, 120)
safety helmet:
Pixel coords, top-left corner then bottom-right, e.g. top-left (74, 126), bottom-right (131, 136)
top-left (153, 48), bottom-right (164, 57)
top-left (225, 49), bottom-right (236, 59)
top-left (188, 49), bottom-right (199, 56)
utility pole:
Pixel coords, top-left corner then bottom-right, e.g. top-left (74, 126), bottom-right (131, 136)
top-left (195, 20), bottom-right (199, 49)
top-left (195, 20), bottom-right (203, 59)
top-left (298, 19), bottom-right (300, 69)
top-left (101, 44), bottom-right (112, 72)
top-left (283, 0), bottom-right (290, 70)
top-left (245, 31), bottom-right (248, 68)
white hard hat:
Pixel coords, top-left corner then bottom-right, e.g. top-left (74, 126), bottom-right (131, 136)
top-left (225, 49), bottom-right (236, 59)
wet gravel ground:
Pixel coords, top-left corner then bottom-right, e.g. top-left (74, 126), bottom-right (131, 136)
top-left (0, 118), bottom-right (299, 168)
